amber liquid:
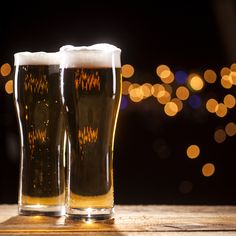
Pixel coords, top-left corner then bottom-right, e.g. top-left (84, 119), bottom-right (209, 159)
top-left (14, 65), bottom-right (66, 211)
top-left (61, 67), bottom-right (121, 209)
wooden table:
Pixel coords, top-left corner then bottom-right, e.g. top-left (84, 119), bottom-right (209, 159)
top-left (0, 205), bottom-right (236, 235)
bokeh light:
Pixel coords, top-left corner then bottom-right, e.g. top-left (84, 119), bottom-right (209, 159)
top-left (120, 95), bottom-right (128, 110)
top-left (188, 74), bottom-right (204, 91)
top-left (128, 83), bottom-right (143, 102)
top-left (1, 63), bottom-right (11, 77)
top-left (171, 98), bottom-right (183, 112)
top-left (215, 103), bottom-right (227, 118)
top-left (220, 67), bottom-right (231, 77)
top-left (141, 83), bottom-right (152, 98)
top-left (175, 70), bottom-right (188, 84)
top-left (204, 69), bottom-right (217, 83)
top-left (121, 64), bottom-right (135, 78)
top-left (188, 95), bottom-right (201, 109)
top-left (221, 75), bottom-right (232, 89)
top-left (214, 129), bottom-right (226, 143)
top-left (225, 122), bottom-right (236, 137)
top-left (202, 163), bottom-right (215, 177)
top-left (206, 98), bottom-right (218, 113)
top-left (176, 86), bottom-right (189, 100)
top-left (186, 144), bottom-right (200, 159)
top-left (157, 90), bottom-right (171, 105)
top-left (223, 94), bottom-right (235, 109)
top-left (5, 80), bottom-right (13, 94)
top-left (156, 65), bottom-right (171, 79)
top-left (122, 81), bottom-right (131, 95)
top-left (151, 84), bottom-right (165, 98)
top-left (164, 101), bottom-right (178, 116)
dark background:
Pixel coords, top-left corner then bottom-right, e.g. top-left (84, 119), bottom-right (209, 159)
top-left (1, 0), bottom-right (236, 204)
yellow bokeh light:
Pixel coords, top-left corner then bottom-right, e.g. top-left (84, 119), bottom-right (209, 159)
top-left (223, 94), bottom-right (235, 108)
top-left (141, 83), bottom-right (152, 98)
top-left (206, 98), bottom-right (218, 113)
top-left (162, 83), bottom-right (173, 94)
top-left (128, 83), bottom-right (143, 102)
top-left (121, 64), bottom-right (134, 78)
top-left (215, 103), bottom-right (227, 117)
top-left (164, 101), bottom-right (178, 116)
top-left (225, 122), bottom-right (236, 137)
top-left (1, 63), bottom-right (11, 77)
top-left (5, 80), bottom-right (13, 94)
top-left (156, 65), bottom-right (171, 79)
top-left (176, 86), bottom-right (189, 100)
top-left (151, 84), bottom-right (165, 98)
top-left (122, 81), bottom-right (131, 95)
top-left (220, 67), bottom-right (231, 77)
top-left (157, 90), bottom-right (171, 104)
top-left (230, 71), bottom-right (236, 85)
top-left (186, 144), bottom-right (200, 159)
top-left (203, 69), bottom-right (217, 83)
top-left (214, 129), bottom-right (226, 143)
top-left (230, 63), bottom-right (236, 72)
top-left (161, 72), bottom-right (174, 84)
top-left (171, 98), bottom-right (183, 112)
top-left (202, 163), bottom-right (215, 177)
top-left (221, 75), bottom-right (232, 89)
top-left (188, 74), bottom-right (204, 91)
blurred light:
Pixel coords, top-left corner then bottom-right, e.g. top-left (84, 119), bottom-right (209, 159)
top-left (188, 74), bottom-right (204, 91)
top-left (179, 181), bottom-right (193, 194)
top-left (151, 84), bottom-right (165, 98)
top-left (202, 163), bottom-right (215, 177)
top-left (215, 103), bottom-right (227, 117)
top-left (188, 95), bottom-right (201, 109)
top-left (230, 63), bottom-right (236, 71)
top-left (221, 75), bottom-right (232, 89)
top-left (156, 65), bottom-right (171, 79)
top-left (225, 122), bottom-right (236, 137)
top-left (141, 83), bottom-right (152, 98)
top-left (230, 71), bottom-right (236, 85)
top-left (1, 63), bottom-right (11, 77)
top-left (223, 94), bottom-right (235, 108)
top-left (161, 72), bottom-right (174, 84)
top-left (120, 95), bottom-right (128, 110)
top-left (203, 69), bottom-right (217, 83)
top-left (186, 144), bottom-right (200, 159)
top-left (164, 101), bottom-right (178, 116)
top-left (122, 81), bottom-right (131, 95)
top-left (176, 86), bottom-right (189, 100)
top-left (5, 80), bottom-right (13, 94)
top-left (206, 98), bottom-right (218, 113)
top-left (129, 83), bottom-right (143, 102)
top-left (220, 67), bottom-right (231, 77)
top-left (175, 70), bottom-right (188, 84)
top-left (214, 129), bottom-right (226, 143)
top-left (157, 90), bottom-right (171, 104)
top-left (171, 98), bottom-right (183, 112)
top-left (121, 64), bottom-right (135, 78)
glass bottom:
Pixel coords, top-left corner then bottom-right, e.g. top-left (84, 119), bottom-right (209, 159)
top-left (66, 207), bottom-right (114, 221)
top-left (18, 204), bottom-right (65, 216)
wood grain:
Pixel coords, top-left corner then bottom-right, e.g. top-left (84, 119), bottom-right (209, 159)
top-left (0, 205), bottom-right (235, 235)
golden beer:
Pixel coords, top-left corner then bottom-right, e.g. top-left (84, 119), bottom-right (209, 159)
top-left (14, 52), bottom-right (66, 216)
top-left (60, 44), bottom-right (122, 220)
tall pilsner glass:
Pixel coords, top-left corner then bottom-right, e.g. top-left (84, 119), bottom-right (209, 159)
top-left (14, 52), bottom-right (66, 216)
top-left (60, 44), bottom-right (122, 220)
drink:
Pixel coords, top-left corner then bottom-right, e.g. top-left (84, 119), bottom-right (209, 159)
top-left (60, 44), bottom-right (122, 220)
top-left (14, 52), bottom-right (66, 216)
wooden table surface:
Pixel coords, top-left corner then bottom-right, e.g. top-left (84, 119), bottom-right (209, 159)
top-left (0, 205), bottom-right (236, 235)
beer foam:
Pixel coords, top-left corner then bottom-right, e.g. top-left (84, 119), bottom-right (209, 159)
top-left (14, 51), bottom-right (61, 66)
top-left (60, 43), bottom-right (121, 68)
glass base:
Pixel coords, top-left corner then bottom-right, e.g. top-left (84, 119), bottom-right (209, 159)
top-left (66, 207), bottom-right (114, 221)
top-left (18, 204), bottom-right (65, 216)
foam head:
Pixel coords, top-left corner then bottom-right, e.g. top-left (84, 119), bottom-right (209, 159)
top-left (14, 51), bottom-right (61, 66)
top-left (60, 43), bottom-right (121, 68)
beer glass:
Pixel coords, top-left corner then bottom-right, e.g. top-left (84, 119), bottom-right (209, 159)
top-left (14, 52), bottom-right (66, 216)
top-left (60, 44), bottom-right (122, 220)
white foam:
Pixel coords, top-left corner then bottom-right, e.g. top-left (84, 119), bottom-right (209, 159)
top-left (60, 43), bottom-right (121, 68)
top-left (14, 51), bottom-right (61, 66)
